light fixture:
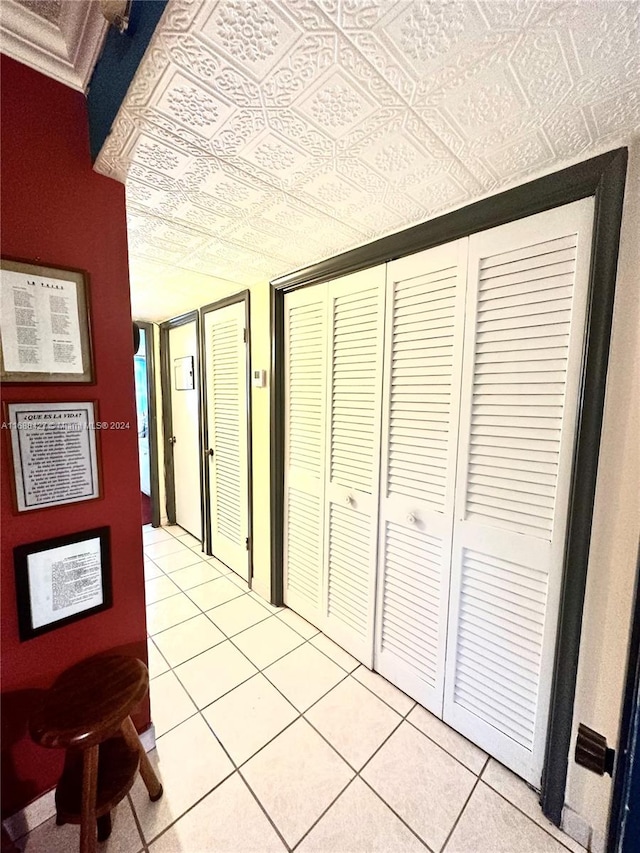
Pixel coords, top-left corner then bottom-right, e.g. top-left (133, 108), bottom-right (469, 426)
top-left (99, 0), bottom-right (132, 33)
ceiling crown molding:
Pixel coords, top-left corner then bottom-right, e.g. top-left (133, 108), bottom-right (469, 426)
top-left (0, 0), bottom-right (108, 92)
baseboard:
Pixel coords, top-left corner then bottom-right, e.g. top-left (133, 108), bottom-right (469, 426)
top-left (2, 723), bottom-right (157, 842)
top-left (139, 723), bottom-right (157, 753)
top-left (562, 805), bottom-right (593, 850)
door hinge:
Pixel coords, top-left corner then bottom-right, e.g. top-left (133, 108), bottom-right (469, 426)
top-left (245, 536), bottom-right (250, 551)
top-left (243, 328), bottom-right (247, 343)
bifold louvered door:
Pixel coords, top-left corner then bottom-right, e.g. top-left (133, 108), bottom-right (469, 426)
top-left (204, 302), bottom-right (249, 580)
top-left (324, 268), bottom-right (386, 665)
top-left (374, 240), bottom-right (467, 713)
top-left (283, 286), bottom-right (328, 626)
top-left (443, 198), bottom-right (595, 786)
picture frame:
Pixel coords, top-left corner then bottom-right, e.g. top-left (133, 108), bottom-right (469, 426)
top-left (4, 400), bottom-right (101, 513)
top-left (0, 258), bottom-right (94, 383)
top-left (14, 527), bottom-right (112, 641)
top-left (174, 355), bottom-right (194, 390)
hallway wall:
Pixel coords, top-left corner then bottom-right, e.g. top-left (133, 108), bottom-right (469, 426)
top-left (0, 56), bottom-right (149, 818)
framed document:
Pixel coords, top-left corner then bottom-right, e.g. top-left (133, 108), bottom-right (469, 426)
top-left (5, 401), bottom-right (101, 512)
top-left (14, 527), bottom-right (112, 640)
top-left (0, 258), bottom-right (94, 383)
top-left (174, 355), bottom-right (194, 390)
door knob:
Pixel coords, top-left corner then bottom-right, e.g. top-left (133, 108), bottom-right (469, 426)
top-left (406, 513), bottom-right (416, 524)
top-left (168, 436), bottom-right (176, 445)
top-left (345, 495), bottom-right (354, 506)
top-left (206, 448), bottom-right (214, 457)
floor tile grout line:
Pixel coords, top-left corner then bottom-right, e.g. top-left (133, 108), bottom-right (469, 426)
top-left (236, 767), bottom-right (294, 852)
top-left (147, 586), bottom-right (261, 639)
top-left (144, 531), bottom-right (581, 853)
top-left (144, 589), bottom-right (184, 607)
top-left (143, 658), bottom-right (294, 849)
top-left (290, 701), bottom-right (431, 853)
top-left (140, 764), bottom-right (238, 849)
top-left (357, 776), bottom-right (435, 853)
top-left (439, 755), bottom-right (490, 853)
top-left (149, 593), bottom-right (486, 801)
top-left (480, 778), bottom-right (586, 853)
top-left (126, 791), bottom-right (150, 853)
top-left (349, 668), bottom-right (418, 717)
top-left (288, 775), bottom-right (355, 852)
top-left (402, 714), bottom-right (489, 777)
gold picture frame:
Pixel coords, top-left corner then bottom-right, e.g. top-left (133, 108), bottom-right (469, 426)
top-left (0, 258), bottom-right (94, 383)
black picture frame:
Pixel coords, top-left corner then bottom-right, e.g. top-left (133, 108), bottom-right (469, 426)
top-left (14, 527), bottom-right (112, 641)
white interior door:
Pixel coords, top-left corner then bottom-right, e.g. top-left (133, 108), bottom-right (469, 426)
top-left (168, 320), bottom-right (202, 540)
top-left (204, 301), bottom-right (249, 580)
top-left (323, 267), bottom-right (386, 665)
top-left (374, 239), bottom-right (468, 714)
top-left (283, 286), bottom-right (328, 625)
top-left (443, 198), bottom-right (595, 786)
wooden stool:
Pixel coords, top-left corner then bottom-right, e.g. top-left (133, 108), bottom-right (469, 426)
top-left (29, 655), bottom-right (163, 853)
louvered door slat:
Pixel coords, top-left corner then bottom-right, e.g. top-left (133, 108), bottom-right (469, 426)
top-left (324, 266), bottom-right (385, 665)
top-left (374, 240), bottom-right (467, 713)
top-left (204, 301), bottom-right (249, 579)
top-left (444, 198), bottom-right (594, 786)
top-left (284, 288), bottom-right (327, 625)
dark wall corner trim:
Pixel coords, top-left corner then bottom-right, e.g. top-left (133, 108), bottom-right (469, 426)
top-left (269, 147), bottom-right (629, 822)
top-left (607, 545), bottom-right (640, 852)
top-left (135, 320), bottom-right (160, 528)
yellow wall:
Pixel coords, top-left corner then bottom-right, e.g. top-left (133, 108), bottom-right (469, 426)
top-left (159, 282), bottom-right (273, 599)
top-left (564, 140), bottom-right (640, 851)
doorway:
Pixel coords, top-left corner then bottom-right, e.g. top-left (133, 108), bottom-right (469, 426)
top-left (160, 312), bottom-right (203, 542)
top-left (201, 292), bottom-right (252, 582)
top-left (134, 321), bottom-right (160, 528)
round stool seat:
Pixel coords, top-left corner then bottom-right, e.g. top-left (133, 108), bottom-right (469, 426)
top-left (30, 655), bottom-right (148, 750)
top-left (29, 654), bottom-right (162, 853)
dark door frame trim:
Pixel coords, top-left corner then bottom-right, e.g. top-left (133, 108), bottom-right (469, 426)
top-left (199, 291), bottom-right (254, 584)
top-left (269, 147), bottom-right (628, 826)
top-left (159, 310), bottom-right (204, 542)
top-left (134, 320), bottom-right (161, 528)
top-left (607, 545), bottom-right (640, 852)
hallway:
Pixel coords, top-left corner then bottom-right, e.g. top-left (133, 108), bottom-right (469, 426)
top-left (19, 525), bottom-right (586, 852)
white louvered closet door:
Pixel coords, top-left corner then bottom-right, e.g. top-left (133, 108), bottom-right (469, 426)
top-left (204, 301), bottom-right (249, 580)
top-left (324, 267), bottom-right (386, 666)
top-left (283, 286), bottom-right (328, 627)
top-left (443, 198), bottom-right (595, 786)
top-left (374, 240), bottom-right (467, 714)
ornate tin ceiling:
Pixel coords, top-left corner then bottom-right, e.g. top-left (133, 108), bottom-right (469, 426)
top-left (0, 0), bottom-right (107, 91)
top-left (93, 0), bottom-right (640, 320)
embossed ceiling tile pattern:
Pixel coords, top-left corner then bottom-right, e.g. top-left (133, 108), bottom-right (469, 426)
top-left (194, 0), bottom-right (303, 80)
top-left (261, 30), bottom-right (337, 108)
top-left (92, 0), bottom-right (640, 321)
top-left (373, 0), bottom-right (491, 78)
top-left (234, 132), bottom-right (326, 193)
top-left (294, 66), bottom-right (379, 139)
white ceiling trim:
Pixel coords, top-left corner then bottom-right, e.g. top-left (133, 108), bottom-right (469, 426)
top-left (0, 0), bottom-right (107, 92)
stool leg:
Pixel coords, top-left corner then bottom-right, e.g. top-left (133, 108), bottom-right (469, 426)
top-left (120, 716), bottom-right (163, 801)
top-left (96, 812), bottom-right (112, 842)
top-left (80, 745), bottom-right (99, 853)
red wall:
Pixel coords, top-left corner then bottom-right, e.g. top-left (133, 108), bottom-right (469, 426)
top-left (1, 56), bottom-right (149, 818)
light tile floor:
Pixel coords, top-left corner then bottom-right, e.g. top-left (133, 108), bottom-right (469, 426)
top-left (16, 525), bottom-right (587, 853)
